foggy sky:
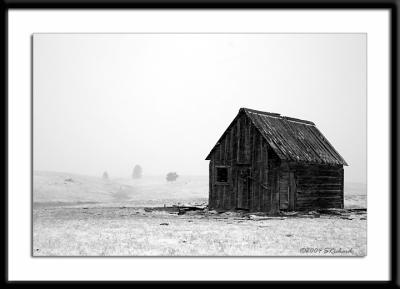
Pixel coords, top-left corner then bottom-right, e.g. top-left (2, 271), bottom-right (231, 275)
top-left (33, 34), bottom-right (366, 183)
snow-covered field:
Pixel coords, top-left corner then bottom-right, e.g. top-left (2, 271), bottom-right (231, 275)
top-left (33, 171), bottom-right (208, 207)
top-left (33, 171), bottom-right (367, 256)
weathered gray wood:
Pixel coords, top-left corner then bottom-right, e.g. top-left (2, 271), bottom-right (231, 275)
top-left (209, 161), bottom-right (213, 208)
top-left (232, 167), bottom-right (237, 209)
top-left (340, 167), bottom-right (344, 209)
top-left (244, 116), bottom-right (251, 163)
top-left (289, 172), bottom-right (296, 210)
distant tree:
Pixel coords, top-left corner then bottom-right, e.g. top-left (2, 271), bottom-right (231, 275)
top-left (132, 165), bottom-right (143, 179)
top-left (166, 172), bottom-right (179, 182)
top-left (102, 171), bottom-right (109, 180)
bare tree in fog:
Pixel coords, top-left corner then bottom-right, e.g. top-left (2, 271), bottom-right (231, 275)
top-left (132, 165), bottom-right (143, 179)
top-left (166, 172), bottom-right (179, 182)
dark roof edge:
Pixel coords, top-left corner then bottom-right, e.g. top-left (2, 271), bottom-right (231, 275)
top-left (312, 126), bottom-right (349, 166)
top-left (205, 109), bottom-right (246, 160)
top-left (283, 116), bottom-right (315, 126)
top-left (241, 107), bottom-right (281, 117)
top-left (242, 108), bottom-right (315, 126)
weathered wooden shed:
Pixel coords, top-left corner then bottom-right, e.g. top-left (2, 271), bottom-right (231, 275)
top-left (205, 108), bottom-right (348, 214)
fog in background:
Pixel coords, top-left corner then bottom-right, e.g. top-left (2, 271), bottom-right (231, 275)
top-left (33, 34), bottom-right (366, 183)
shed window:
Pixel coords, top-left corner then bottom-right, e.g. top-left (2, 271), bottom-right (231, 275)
top-left (216, 167), bottom-right (229, 183)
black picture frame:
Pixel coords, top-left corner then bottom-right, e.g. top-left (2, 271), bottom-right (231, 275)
top-left (2, 0), bottom-right (398, 286)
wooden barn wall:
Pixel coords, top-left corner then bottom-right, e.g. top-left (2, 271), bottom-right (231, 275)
top-left (293, 164), bottom-right (344, 210)
top-left (209, 113), bottom-right (278, 212)
top-left (279, 162), bottom-right (290, 210)
top-left (267, 148), bottom-right (281, 214)
top-left (249, 126), bottom-right (269, 212)
top-left (208, 114), bottom-right (240, 210)
top-left (208, 160), bottom-right (215, 208)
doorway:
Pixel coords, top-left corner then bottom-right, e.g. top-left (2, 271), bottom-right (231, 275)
top-left (237, 167), bottom-right (251, 210)
top-left (288, 172), bottom-right (296, 211)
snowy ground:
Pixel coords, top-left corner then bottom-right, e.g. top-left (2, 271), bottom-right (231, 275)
top-left (33, 171), bottom-right (208, 206)
top-left (33, 171), bottom-right (367, 256)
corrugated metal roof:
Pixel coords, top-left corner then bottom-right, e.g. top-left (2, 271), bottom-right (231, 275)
top-left (206, 108), bottom-right (348, 166)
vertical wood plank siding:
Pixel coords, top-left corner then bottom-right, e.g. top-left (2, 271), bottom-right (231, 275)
top-left (340, 167), bottom-right (344, 209)
top-left (279, 162), bottom-right (290, 210)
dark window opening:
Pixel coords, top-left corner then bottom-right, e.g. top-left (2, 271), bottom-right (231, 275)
top-left (216, 167), bottom-right (229, 183)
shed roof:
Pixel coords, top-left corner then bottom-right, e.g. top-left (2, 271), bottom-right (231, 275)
top-left (205, 108), bottom-right (348, 166)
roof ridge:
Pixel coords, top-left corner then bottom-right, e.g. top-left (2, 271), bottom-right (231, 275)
top-left (242, 107), bottom-right (315, 126)
top-left (241, 107), bottom-right (281, 117)
top-left (206, 107), bottom-right (347, 165)
top-left (282, 116), bottom-right (315, 126)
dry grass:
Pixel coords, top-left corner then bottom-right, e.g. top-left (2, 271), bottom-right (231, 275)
top-left (34, 171), bottom-right (208, 204)
top-left (33, 207), bottom-right (366, 256)
top-left (33, 171), bottom-right (367, 256)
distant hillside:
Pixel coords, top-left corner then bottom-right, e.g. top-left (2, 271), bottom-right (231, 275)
top-left (344, 182), bottom-right (367, 195)
top-left (33, 171), bottom-right (208, 205)
top-left (344, 181), bottom-right (367, 209)
top-left (34, 171), bottom-right (133, 203)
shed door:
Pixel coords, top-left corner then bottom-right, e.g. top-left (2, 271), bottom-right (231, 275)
top-left (237, 167), bottom-right (251, 210)
top-left (288, 172), bottom-right (296, 211)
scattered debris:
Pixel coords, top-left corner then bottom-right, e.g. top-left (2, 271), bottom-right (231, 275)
top-left (348, 208), bottom-right (367, 215)
top-left (281, 211), bottom-right (298, 217)
top-left (182, 206), bottom-right (207, 211)
top-left (235, 207), bottom-right (250, 212)
top-left (207, 210), bottom-right (218, 215)
top-left (304, 212), bottom-right (321, 218)
top-left (125, 204), bottom-right (365, 224)
top-left (297, 214), bottom-right (317, 219)
top-left (248, 215), bottom-right (283, 221)
top-left (317, 209), bottom-right (346, 215)
top-left (219, 211), bottom-right (240, 217)
top-left (279, 209), bottom-right (366, 219)
top-left (349, 208), bottom-right (367, 212)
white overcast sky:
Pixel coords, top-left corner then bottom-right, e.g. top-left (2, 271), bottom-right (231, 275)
top-left (33, 34), bottom-right (366, 183)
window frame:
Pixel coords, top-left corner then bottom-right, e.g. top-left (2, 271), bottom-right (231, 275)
top-left (215, 165), bottom-right (230, 185)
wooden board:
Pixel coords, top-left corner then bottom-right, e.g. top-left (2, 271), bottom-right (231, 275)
top-left (237, 166), bottom-right (250, 210)
top-left (289, 171), bottom-right (296, 211)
